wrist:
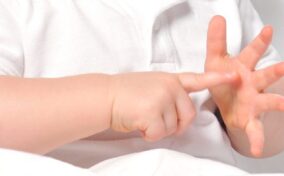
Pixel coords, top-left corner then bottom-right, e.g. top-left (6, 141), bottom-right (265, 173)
top-left (214, 106), bottom-right (253, 156)
top-left (93, 73), bottom-right (113, 131)
top-left (71, 74), bottom-right (114, 136)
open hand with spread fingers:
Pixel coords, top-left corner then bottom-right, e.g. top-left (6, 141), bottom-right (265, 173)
top-left (205, 16), bottom-right (284, 157)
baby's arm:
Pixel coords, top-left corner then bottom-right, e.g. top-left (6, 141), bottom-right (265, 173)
top-left (0, 72), bottom-right (235, 154)
top-left (0, 74), bottom-right (113, 154)
top-left (0, 0), bottom-right (236, 155)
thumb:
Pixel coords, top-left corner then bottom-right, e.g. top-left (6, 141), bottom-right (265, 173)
top-left (177, 71), bottom-right (238, 92)
top-left (245, 119), bottom-right (264, 157)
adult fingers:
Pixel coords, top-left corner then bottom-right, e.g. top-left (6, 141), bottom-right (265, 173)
top-left (257, 93), bottom-right (284, 113)
top-left (206, 15), bottom-right (228, 60)
top-left (178, 71), bottom-right (238, 92)
top-left (245, 119), bottom-right (264, 157)
top-left (239, 26), bottom-right (273, 70)
top-left (253, 62), bottom-right (284, 91)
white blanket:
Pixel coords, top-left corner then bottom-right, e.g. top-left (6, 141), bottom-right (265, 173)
top-left (0, 148), bottom-right (95, 176)
top-left (1, 148), bottom-right (283, 176)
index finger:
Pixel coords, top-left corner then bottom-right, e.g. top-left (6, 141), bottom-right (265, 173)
top-left (177, 71), bottom-right (238, 92)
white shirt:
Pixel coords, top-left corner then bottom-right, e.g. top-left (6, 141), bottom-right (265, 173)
top-left (0, 0), bottom-right (282, 171)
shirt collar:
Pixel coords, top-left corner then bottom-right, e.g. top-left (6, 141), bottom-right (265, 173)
top-left (102, 0), bottom-right (187, 22)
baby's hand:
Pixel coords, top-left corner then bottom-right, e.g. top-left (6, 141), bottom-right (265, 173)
top-left (205, 16), bottom-right (284, 156)
top-left (108, 71), bottom-right (235, 141)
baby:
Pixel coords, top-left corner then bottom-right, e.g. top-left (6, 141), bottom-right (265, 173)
top-left (0, 0), bottom-right (283, 170)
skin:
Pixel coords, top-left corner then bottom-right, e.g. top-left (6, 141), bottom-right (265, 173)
top-left (0, 72), bottom-right (235, 154)
top-left (205, 16), bottom-right (284, 157)
top-left (1, 15), bottom-right (284, 158)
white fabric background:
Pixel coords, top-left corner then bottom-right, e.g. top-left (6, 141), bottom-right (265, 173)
top-left (252, 0), bottom-right (284, 57)
top-left (234, 1), bottom-right (284, 173)
top-left (2, 148), bottom-right (283, 176)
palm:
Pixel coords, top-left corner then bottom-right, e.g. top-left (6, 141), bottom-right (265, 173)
top-left (205, 16), bottom-right (284, 156)
top-left (207, 56), bottom-right (259, 128)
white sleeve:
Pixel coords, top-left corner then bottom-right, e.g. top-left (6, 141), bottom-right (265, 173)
top-left (238, 0), bottom-right (283, 69)
top-left (0, 0), bottom-right (24, 76)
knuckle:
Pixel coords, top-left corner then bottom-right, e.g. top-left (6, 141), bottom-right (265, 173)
top-left (146, 129), bottom-right (166, 142)
top-left (164, 75), bottom-right (179, 85)
top-left (158, 74), bottom-right (180, 88)
top-left (141, 100), bottom-right (160, 114)
top-left (150, 89), bottom-right (173, 108)
top-left (167, 126), bottom-right (177, 135)
top-left (156, 86), bottom-right (170, 98)
top-left (184, 108), bottom-right (196, 123)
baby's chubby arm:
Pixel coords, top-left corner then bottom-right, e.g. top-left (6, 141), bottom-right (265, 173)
top-left (0, 71), bottom-right (235, 154)
top-left (205, 16), bottom-right (284, 157)
top-left (0, 74), bottom-right (113, 154)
